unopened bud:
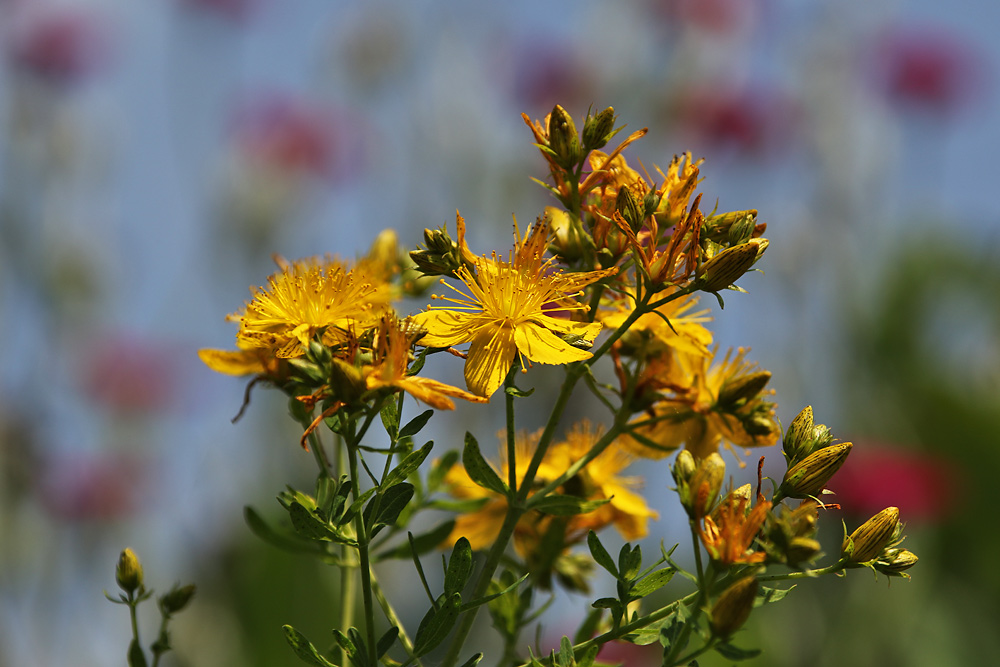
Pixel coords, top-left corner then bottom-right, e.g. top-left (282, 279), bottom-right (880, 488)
top-left (873, 548), bottom-right (918, 576)
top-left (548, 105), bottom-right (581, 170)
top-left (718, 371), bottom-right (771, 407)
top-left (582, 106), bottom-right (617, 150)
top-left (783, 406), bottom-right (814, 462)
top-left (672, 449), bottom-right (697, 486)
top-left (368, 229), bottom-right (399, 270)
top-left (727, 214), bottom-right (756, 246)
top-left (546, 207), bottom-right (584, 261)
top-left (785, 537), bottom-right (822, 567)
top-left (160, 584), bottom-right (197, 615)
top-left (704, 209), bottom-right (758, 242)
top-left (779, 442), bottom-right (852, 498)
top-left (409, 227), bottom-right (461, 277)
top-left (710, 576), bottom-right (759, 638)
top-left (685, 452), bottom-right (725, 518)
top-left (696, 238), bottom-right (768, 292)
top-left (116, 548), bottom-right (144, 595)
top-left (615, 187), bottom-right (644, 232)
top-left (843, 507), bottom-right (900, 564)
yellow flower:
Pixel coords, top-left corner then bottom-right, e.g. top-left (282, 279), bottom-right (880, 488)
top-left (443, 421), bottom-right (656, 552)
top-left (600, 287), bottom-right (713, 359)
top-left (700, 491), bottom-right (771, 566)
top-left (628, 347), bottom-right (779, 460)
top-left (547, 420), bottom-right (658, 540)
top-left (234, 255), bottom-right (394, 359)
top-left (409, 219), bottom-right (615, 397)
top-left (363, 318), bottom-right (487, 410)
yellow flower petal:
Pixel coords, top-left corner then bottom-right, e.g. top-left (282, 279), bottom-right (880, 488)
top-left (465, 325), bottom-right (516, 397)
top-left (198, 348), bottom-right (267, 376)
top-left (409, 310), bottom-right (482, 348)
top-left (513, 322), bottom-right (592, 365)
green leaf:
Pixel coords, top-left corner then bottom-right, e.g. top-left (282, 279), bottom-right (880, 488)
top-left (756, 585), bottom-right (795, 607)
top-left (714, 642), bottom-right (762, 661)
top-left (621, 624), bottom-right (663, 646)
top-left (504, 385), bottom-right (535, 398)
top-left (383, 441), bottom-right (434, 489)
top-left (531, 494), bottom-right (609, 516)
top-left (380, 401), bottom-right (400, 440)
top-left (427, 450), bottom-right (459, 491)
top-left (576, 645), bottom-right (599, 667)
top-left (363, 483), bottom-right (415, 532)
top-left (413, 592), bottom-right (462, 657)
top-left (618, 543), bottom-right (642, 582)
top-left (283, 625), bottom-right (337, 667)
top-left (375, 520), bottom-right (456, 561)
top-left (457, 653), bottom-right (484, 667)
top-left (462, 432), bottom-right (508, 496)
top-left (399, 409), bottom-right (434, 439)
top-left (629, 567), bottom-right (676, 599)
top-left (376, 627), bottom-right (398, 659)
top-left (587, 531), bottom-right (618, 578)
top-left (332, 629), bottom-right (357, 660)
top-left (658, 605), bottom-right (691, 650)
top-left (127, 639), bottom-right (148, 667)
top-left (591, 597), bottom-right (620, 610)
top-left (244, 506), bottom-right (322, 554)
top-left (557, 636), bottom-right (575, 667)
top-left (444, 537), bottom-right (474, 596)
top-left (427, 497), bottom-right (491, 513)
top-left (341, 488), bottom-right (378, 527)
top-left (288, 502), bottom-right (337, 542)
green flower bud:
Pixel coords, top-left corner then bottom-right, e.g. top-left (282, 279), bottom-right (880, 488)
top-left (409, 227), bottom-right (462, 277)
top-left (703, 209), bottom-right (758, 242)
top-left (159, 584), bottom-right (197, 615)
top-left (782, 406), bottom-right (814, 462)
top-left (685, 452), bottom-right (725, 518)
top-left (727, 213), bottom-right (757, 246)
top-left (582, 106), bottom-right (617, 150)
top-left (778, 442), bottom-right (853, 499)
top-left (785, 536), bottom-right (823, 567)
top-left (116, 548), bottom-right (144, 595)
top-left (843, 507), bottom-right (901, 564)
top-left (696, 238), bottom-right (768, 293)
top-left (672, 449), bottom-right (697, 486)
top-left (718, 370), bottom-right (771, 407)
top-left (615, 186), bottom-right (644, 232)
top-left (548, 105), bottom-right (581, 170)
top-left (873, 548), bottom-right (918, 576)
top-left (710, 576), bottom-right (759, 638)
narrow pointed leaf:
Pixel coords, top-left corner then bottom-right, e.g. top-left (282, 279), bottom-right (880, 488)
top-left (444, 537), bottom-right (474, 596)
top-left (463, 432), bottom-right (508, 496)
top-left (284, 625), bottom-right (337, 667)
top-left (399, 410), bottom-right (434, 439)
top-left (383, 441), bottom-right (434, 489)
top-left (413, 592), bottom-right (462, 657)
top-left (587, 531), bottom-right (618, 578)
top-left (629, 567), bottom-right (676, 599)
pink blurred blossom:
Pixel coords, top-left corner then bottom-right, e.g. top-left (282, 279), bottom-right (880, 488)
top-left (38, 452), bottom-right (146, 522)
top-left (509, 43), bottom-right (594, 116)
top-left (5, 7), bottom-right (111, 84)
top-left (869, 25), bottom-right (988, 117)
top-left (81, 335), bottom-right (177, 414)
top-left (674, 83), bottom-right (798, 158)
top-left (229, 95), bottom-right (353, 180)
top-left (829, 441), bottom-right (959, 523)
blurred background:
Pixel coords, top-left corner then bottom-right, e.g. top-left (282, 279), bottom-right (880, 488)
top-left (1, 0), bottom-right (998, 665)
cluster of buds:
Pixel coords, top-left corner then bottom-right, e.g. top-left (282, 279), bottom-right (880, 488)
top-left (408, 226), bottom-right (471, 279)
top-left (776, 406), bottom-right (853, 500)
top-left (761, 500), bottom-right (822, 568)
top-left (841, 506), bottom-right (917, 576)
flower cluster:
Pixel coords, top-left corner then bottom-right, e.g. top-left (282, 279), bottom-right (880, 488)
top-left (195, 104), bottom-right (918, 667)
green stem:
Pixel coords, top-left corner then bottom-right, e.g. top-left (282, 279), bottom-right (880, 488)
top-left (440, 505), bottom-right (526, 667)
top-left (662, 527), bottom-right (713, 666)
top-left (757, 560), bottom-right (846, 582)
top-left (347, 422), bottom-right (378, 666)
top-left (504, 367), bottom-right (519, 493)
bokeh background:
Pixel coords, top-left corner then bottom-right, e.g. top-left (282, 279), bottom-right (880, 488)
top-left (1, 0), bottom-right (998, 665)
